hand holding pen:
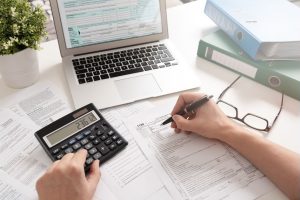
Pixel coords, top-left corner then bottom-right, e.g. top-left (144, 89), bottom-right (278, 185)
top-left (161, 94), bottom-right (213, 125)
top-left (164, 93), bottom-right (234, 139)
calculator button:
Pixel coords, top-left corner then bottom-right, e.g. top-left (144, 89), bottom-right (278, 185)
top-left (69, 138), bottom-right (76, 145)
top-left (101, 123), bottom-right (109, 130)
top-left (100, 134), bottom-right (108, 141)
top-left (97, 144), bottom-right (110, 155)
top-left (116, 139), bottom-right (123, 145)
top-left (61, 143), bottom-right (68, 149)
top-left (73, 143), bottom-right (81, 150)
top-left (84, 143), bottom-right (93, 150)
top-left (75, 134), bottom-right (84, 140)
top-left (90, 125), bottom-right (98, 131)
top-left (85, 157), bottom-right (94, 165)
top-left (93, 138), bottom-right (100, 145)
top-left (107, 130), bottom-right (114, 136)
top-left (52, 148), bottom-right (60, 155)
top-left (89, 134), bottom-right (96, 140)
top-left (56, 153), bottom-right (64, 160)
top-left (65, 147), bottom-right (73, 154)
top-left (105, 139), bottom-right (112, 145)
top-left (80, 138), bottom-right (89, 145)
top-left (109, 143), bottom-right (117, 150)
top-left (83, 130), bottom-right (91, 136)
top-left (112, 135), bottom-right (119, 141)
top-left (93, 152), bottom-right (102, 160)
top-left (96, 130), bottom-right (104, 136)
top-left (89, 148), bottom-right (97, 155)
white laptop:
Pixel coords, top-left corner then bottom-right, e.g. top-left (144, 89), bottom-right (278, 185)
top-left (50, 0), bottom-right (199, 109)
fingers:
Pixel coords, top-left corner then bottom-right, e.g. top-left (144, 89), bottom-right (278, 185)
top-left (46, 150), bottom-right (87, 176)
top-left (61, 152), bottom-right (74, 162)
top-left (87, 160), bottom-right (101, 188)
top-left (47, 152), bottom-right (75, 173)
top-left (172, 115), bottom-right (193, 132)
top-left (171, 121), bottom-right (177, 129)
top-left (72, 149), bottom-right (88, 167)
top-left (171, 93), bottom-right (204, 115)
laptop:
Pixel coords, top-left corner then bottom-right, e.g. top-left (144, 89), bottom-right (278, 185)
top-left (50, 0), bottom-right (199, 109)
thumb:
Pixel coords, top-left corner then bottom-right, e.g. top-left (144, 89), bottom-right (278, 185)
top-left (87, 160), bottom-right (101, 189)
top-left (172, 115), bottom-right (192, 131)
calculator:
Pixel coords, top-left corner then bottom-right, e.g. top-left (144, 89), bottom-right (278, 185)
top-left (35, 103), bottom-right (128, 172)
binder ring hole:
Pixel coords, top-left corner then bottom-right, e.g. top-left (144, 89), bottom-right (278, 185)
top-left (236, 32), bottom-right (243, 41)
top-left (268, 76), bottom-right (281, 87)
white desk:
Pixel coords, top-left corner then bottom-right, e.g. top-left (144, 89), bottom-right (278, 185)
top-left (1, 1), bottom-right (299, 199)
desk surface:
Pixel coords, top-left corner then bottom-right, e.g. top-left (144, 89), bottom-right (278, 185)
top-left (1, 1), bottom-right (299, 199)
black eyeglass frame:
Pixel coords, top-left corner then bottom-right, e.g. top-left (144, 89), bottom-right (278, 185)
top-left (217, 76), bottom-right (284, 132)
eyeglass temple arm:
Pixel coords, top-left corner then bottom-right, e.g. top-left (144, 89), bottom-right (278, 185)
top-left (218, 76), bottom-right (242, 100)
top-left (269, 93), bottom-right (284, 131)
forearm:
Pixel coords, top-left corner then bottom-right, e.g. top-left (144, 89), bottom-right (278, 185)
top-left (220, 125), bottom-right (300, 200)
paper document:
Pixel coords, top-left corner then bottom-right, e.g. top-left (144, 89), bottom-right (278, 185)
top-left (0, 81), bottom-right (72, 127)
top-left (98, 101), bottom-right (172, 200)
top-left (0, 170), bottom-right (34, 200)
top-left (0, 109), bottom-right (43, 198)
top-left (129, 99), bottom-right (277, 200)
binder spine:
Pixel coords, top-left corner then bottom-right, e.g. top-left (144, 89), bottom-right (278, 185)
top-left (204, 0), bottom-right (261, 60)
top-left (198, 40), bottom-right (300, 100)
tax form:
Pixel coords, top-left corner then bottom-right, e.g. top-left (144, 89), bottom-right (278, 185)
top-left (0, 109), bottom-right (42, 198)
top-left (0, 81), bottom-right (72, 127)
top-left (98, 102), bottom-right (173, 200)
top-left (128, 100), bottom-right (278, 200)
top-left (0, 170), bottom-right (34, 200)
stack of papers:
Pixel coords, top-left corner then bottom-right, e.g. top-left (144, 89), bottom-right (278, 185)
top-left (0, 81), bottom-right (284, 199)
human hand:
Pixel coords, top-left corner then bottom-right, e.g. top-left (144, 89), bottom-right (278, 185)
top-left (36, 149), bottom-right (101, 200)
top-left (171, 92), bottom-right (236, 140)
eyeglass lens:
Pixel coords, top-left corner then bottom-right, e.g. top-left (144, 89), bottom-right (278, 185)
top-left (217, 76), bottom-right (284, 132)
top-left (217, 101), bottom-right (268, 130)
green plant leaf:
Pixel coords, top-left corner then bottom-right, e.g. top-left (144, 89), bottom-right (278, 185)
top-left (0, 0), bottom-right (47, 55)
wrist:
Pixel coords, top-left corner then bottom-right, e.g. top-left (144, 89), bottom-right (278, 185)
top-left (216, 121), bottom-right (246, 144)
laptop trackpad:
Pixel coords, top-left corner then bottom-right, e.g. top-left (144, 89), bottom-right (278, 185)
top-left (115, 74), bottom-right (161, 100)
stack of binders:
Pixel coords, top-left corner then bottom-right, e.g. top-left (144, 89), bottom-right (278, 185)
top-left (198, 0), bottom-right (300, 100)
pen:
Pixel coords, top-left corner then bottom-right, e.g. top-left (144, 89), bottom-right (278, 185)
top-left (161, 95), bottom-right (213, 126)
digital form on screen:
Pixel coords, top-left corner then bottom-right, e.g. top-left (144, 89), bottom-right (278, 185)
top-left (43, 111), bottom-right (99, 147)
top-left (57, 0), bottom-right (163, 48)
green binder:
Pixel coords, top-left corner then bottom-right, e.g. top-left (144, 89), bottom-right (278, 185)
top-left (197, 30), bottom-right (300, 100)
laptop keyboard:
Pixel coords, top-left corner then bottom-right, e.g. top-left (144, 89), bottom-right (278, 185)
top-left (72, 44), bottom-right (178, 84)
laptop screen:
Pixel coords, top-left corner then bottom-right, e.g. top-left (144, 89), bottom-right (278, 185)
top-left (57, 0), bottom-right (163, 49)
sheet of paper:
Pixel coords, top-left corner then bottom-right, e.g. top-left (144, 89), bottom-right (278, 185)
top-left (93, 181), bottom-right (118, 200)
top-left (0, 170), bottom-right (34, 200)
top-left (0, 109), bottom-right (43, 198)
top-left (98, 101), bottom-right (173, 200)
top-left (0, 81), bottom-right (72, 127)
top-left (128, 99), bottom-right (277, 200)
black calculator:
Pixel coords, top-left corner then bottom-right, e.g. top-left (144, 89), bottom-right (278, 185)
top-left (35, 103), bottom-right (128, 172)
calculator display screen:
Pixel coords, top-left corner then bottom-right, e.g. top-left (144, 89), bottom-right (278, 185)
top-left (45, 111), bottom-right (99, 147)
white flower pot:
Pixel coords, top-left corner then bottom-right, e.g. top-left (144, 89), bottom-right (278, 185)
top-left (0, 48), bottom-right (39, 88)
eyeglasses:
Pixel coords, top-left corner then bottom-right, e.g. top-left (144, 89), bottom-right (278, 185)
top-left (217, 76), bottom-right (284, 132)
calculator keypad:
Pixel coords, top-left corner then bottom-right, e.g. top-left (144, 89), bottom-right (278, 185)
top-left (50, 120), bottom-right (127, 172)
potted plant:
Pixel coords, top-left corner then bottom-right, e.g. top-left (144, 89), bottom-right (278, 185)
top-left (0, 0), bottom-right (47, 88)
